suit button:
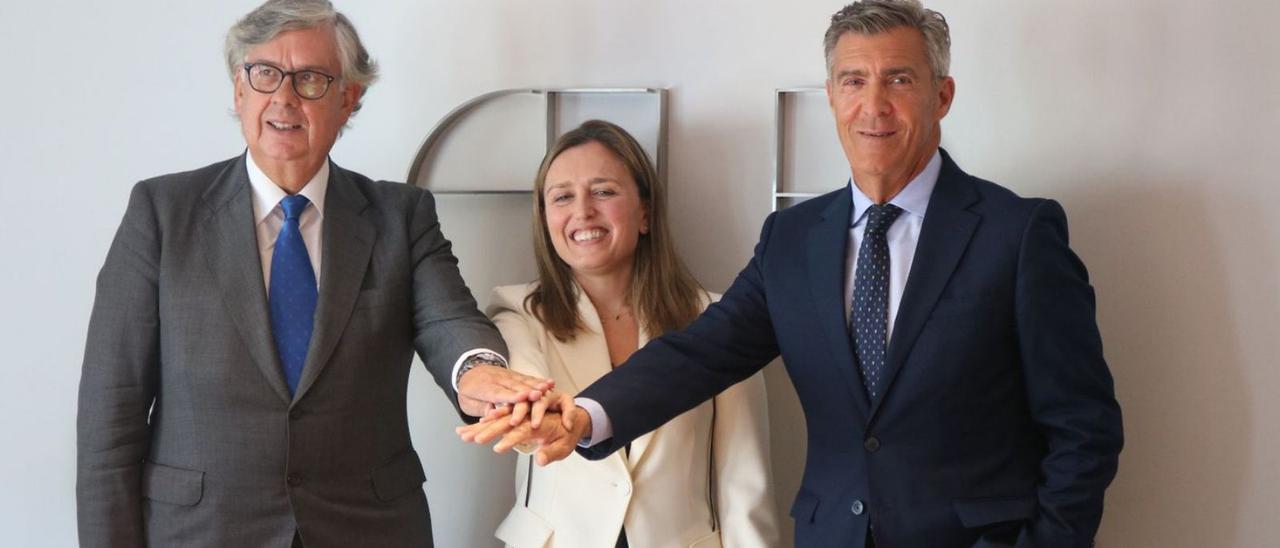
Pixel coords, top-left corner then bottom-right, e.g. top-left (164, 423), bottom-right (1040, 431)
top-left (864, 436), bottom-right (881, 453)
top-left (289, 409), bottom-right (302, 420)
top-left (287, 474), bottom-right (302, 487)
top-left (851, 499), bottom-right (865, 515)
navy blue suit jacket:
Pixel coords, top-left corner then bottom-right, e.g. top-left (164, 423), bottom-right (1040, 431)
top-left (578, 150), bottom-right (1122, 547)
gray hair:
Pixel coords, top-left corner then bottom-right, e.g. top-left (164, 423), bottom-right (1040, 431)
top-left (823, 0), bottom-right (951, 80)
top-left (225, 0), bottom-right (379, 113)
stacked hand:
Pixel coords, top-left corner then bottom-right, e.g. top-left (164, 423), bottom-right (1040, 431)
top-left (456, 391), bottom-right (591, 466)
top-left (456, 365), bottom-right (556, 417)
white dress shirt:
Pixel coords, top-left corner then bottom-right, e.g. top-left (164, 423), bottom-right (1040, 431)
top-left (246, 154), bottom-right (328, 291)
top-left (843, 149), bottom-right (941, 342)
top-left (245, 154), bottom-right (502, 391)
top-left (579, 150), bottom-right (944, 448)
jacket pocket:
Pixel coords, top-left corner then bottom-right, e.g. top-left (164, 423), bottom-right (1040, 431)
top-left (952, 495), bottom-right (1038, 528)
top-left (141, 461), bottom-right (204, 506)
top-left (494, 504), bottom-right (553, 548)
top-left (789, 487), bottom-right (820, 524)
top-left (688, 529), bottom-right (723, 548)
top-left (370, 448), bottom-right (426, 502)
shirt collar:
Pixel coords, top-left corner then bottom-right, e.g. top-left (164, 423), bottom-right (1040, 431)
top-left (849, 149), bottom-right (942, 227)
top-left (246, 153), bottom-right (330, 225)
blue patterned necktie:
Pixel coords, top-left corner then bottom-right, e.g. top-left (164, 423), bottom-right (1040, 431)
top-left (269, 195), bottom-right (317, 396)
top-left (850, 203), bottom-right (903, 400)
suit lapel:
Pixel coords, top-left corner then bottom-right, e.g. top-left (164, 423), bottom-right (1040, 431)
top-left (807, 188), bottom-right (872, 421)
top-left (870, 153), bottom-right (980, 420)
top-left (200, 155), bottom-right (292, 405)
top-left (550, 291), bottom-right (632, 476)
top-left (625, 327), bottom-right (658, 470)
top-left (291, 164), bottom-right (376, 403)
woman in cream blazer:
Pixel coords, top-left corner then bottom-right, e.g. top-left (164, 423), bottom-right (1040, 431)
top-left (476, 120), bottom-right (779, 548)
top-left (488, 284), bottom-right (778, 548)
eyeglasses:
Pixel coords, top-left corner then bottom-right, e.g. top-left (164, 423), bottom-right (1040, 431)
top-left (242, 62), bottom-right (337, 100)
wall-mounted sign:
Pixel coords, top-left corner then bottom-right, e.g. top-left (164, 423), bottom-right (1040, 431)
top-left (408, 88), bottom-right (668, 195)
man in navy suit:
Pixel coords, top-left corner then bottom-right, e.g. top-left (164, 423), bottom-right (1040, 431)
top-left (466, 1), bottom-right (1123, 546)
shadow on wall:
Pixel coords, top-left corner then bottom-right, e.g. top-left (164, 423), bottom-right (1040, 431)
top-left (1060, 179), bottom-right (1266, 547)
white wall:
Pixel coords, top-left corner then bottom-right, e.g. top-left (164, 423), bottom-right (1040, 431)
top-left (2, 0), bottom-right (1277, 546)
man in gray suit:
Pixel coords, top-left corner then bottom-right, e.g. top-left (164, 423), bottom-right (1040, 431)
top-left (75, 1), bottom-right (550, 546)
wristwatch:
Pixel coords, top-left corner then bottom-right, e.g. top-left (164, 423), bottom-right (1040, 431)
top-left (455, 351), bottom-right (508, 386)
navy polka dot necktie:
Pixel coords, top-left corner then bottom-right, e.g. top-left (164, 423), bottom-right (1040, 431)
top-left (850, 203), bottom-right (903, 400)
top-left (269, 195), bottom-right (317, 397)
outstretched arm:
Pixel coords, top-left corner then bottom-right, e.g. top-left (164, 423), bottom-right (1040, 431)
top-left (406, 189), bottom-right (551, 418)
top-left (574, 213), bottom-right (785, 459)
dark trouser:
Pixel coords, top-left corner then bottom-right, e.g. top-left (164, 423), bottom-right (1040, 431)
top-left (292, 532), bottom-right (304, 548)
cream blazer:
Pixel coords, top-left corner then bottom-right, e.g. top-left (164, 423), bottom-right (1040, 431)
top-left (487, 283), bottom-right (780, 548)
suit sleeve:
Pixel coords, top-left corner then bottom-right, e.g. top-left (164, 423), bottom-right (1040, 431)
top-left (1013, 199), bottom-right (1124, 547)
top-left (577, 213), bottom-right (783, 459)
top-left (77, 182), bottom-right (161, 547)
top-left (408, 189), bottom-right (509, 419)
top-left (711, 371), bottom-right (781, 548)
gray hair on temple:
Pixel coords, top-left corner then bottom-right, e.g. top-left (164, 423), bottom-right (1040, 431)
top-left (224, 0), bottom-right (379, 113)
top-left (823, 0), bottom-right (951, 80)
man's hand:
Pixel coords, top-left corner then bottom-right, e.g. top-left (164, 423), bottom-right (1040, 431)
top-left (456, 365), bottom-right (554, 417)
top-left (456, 396), bottom-right (591, 466)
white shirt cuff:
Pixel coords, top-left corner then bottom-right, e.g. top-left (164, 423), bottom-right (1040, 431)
top-left (450, 348), bottom-right (509, 391)
top-left (574, 397), bottom-right (613, 448)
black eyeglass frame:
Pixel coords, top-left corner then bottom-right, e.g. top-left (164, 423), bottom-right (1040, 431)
top-left (242, 62), bottom-right (338, 100)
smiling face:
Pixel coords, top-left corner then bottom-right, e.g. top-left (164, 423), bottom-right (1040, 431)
top-left (542, 141), bottom-right (649, 280)
top-left (234, 25), bottom-right (361, 186)
top-left (826, 26), bottom-right (954, 198)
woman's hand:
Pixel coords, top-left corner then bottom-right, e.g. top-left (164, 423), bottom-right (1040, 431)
top-left (456, 395), bottom-right (592, 466)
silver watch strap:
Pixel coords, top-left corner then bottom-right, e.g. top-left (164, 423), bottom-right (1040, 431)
top-left (455, 351), bottom-right (507, 385)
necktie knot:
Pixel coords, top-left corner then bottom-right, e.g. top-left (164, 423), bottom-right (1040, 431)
top-left (280, 195), bottom-right (310, 221)
top-left (864, 203), bottom-right (903, 237)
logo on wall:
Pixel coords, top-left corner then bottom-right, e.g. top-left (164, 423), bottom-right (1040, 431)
top-left (408, 88), bottom-right (667, 197)
top-left (410, 86), bottom-right (843, 211)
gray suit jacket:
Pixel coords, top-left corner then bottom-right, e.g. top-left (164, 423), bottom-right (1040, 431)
top-left (76, 154), bottom-right (506, 547)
